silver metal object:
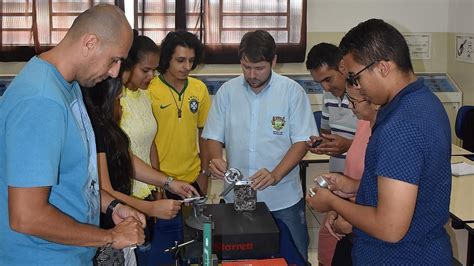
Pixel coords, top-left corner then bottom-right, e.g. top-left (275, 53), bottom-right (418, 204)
top-left (307, 188), bottom-right (316, 197)
top-left (314, 175), bottom-right (329, 188)
top-left (234, 180), bottom-right (256, 211)
top-left (220, 168), bottom-right (243, 197)
top-left (164, 239), bottom-right (195, 253)
top-left (185, 196), bottom-right (210, 230)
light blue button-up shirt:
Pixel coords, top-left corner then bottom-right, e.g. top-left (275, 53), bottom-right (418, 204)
top-left (203, 71), bottom-right (317, 211)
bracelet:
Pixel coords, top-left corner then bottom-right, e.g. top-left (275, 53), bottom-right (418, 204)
top-left (106, 199), bottom-right (123, 219)
top-left (163, 176), bottom-right (174, 191)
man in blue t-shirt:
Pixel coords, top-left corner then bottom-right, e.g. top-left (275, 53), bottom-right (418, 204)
top-left (306, 19), bottom-right (452, 264)
top-left (0, 4), bottom-right (146, 265)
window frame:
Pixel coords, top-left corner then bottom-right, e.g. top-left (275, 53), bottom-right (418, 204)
top-left (0, 0), bottom-right (123, 62)
top-left (0, 0), bottom-right (306, 63)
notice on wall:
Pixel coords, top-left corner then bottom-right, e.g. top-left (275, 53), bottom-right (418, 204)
top-left (455, 34), bottom-right (474, 64)
top-left (404, 33), bottom-right (431, 60)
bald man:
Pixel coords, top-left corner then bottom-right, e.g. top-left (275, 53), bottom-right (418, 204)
top-left (0, 4), bottom-right (146, 265)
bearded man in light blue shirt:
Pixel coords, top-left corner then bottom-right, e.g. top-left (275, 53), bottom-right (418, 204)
top-left (203, 30), bottom-right (317, 262)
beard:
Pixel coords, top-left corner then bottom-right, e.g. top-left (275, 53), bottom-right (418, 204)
top-left (245, 73), bottom-right (271, 89)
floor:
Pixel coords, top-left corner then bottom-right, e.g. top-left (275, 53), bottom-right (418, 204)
top-left (305, 162), bottom-right (329, 265)
top-left (306, 202), bottom-right (323, 265)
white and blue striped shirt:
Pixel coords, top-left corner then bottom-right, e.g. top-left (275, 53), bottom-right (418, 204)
top-left (321, 91), bottom-right (357, 172)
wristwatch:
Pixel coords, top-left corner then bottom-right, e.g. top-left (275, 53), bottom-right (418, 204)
top-left (106, 199), bottom-right (124, 219)
top-left (200, 169), bottom-right (211, 177)
top-left (163, 176), bottom-right (174, 191)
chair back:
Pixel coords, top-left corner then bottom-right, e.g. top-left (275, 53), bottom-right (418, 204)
top-left (313, 111), bottom-right (322, 132)
top-left (455, 105), bottom-right (474, 140)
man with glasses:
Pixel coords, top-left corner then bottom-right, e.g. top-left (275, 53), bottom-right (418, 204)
top-left (306, 43), bottom-right (357, 174)
top-left (307, 19), bottom-right (452, 264)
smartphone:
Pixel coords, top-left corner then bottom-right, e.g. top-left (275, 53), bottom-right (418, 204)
top-left (311, 139), bottom-right (323, 148)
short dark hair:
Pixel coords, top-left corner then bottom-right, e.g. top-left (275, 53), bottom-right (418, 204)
top-left (157, 31), bottom-right (203, 74)
top-left (238, 30), bottom-right (276, 63)
top-left (339, 18), bottom-right (413, 73)
top-left (306, 43), bottom-right (341, 70)
top-left (122, 33), bottom-right (160, 71)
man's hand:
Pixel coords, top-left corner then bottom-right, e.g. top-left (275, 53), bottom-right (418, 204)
top-left (109, 216), bottom-right (145, 249)
top-left (307, 135), bottom-right (326, 154)
top-left (305, 186), bottom-right (334, 213)
top-left (168, 180), bottom-right (199, 198)
top-left (325, 211), bottom-right (344, 240)
top-left (150, 199), bottom-right (181, 219)
top-left (323, 173), bottom-right (359, 198)
top-left (311, 134), bottom-right (352, 156)
top-left (249, 168), bottom-right (278, 190)
top-left (249, 168), bottom-right (279, 190)
top-left (209, 158), bottom-right (227, 179)
top-left (112, 203), bottom-right (146, 228)
top-left (333, 215), bottom-right (353, 236)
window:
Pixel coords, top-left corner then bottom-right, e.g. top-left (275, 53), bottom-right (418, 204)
top-left (0, 0), bottom-right (118, 61)
top-left (0, 0), bottom-right (306, 63)
top-left (136, 0), bottom-right (306, 63)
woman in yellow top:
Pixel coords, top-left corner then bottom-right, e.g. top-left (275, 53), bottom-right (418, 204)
top-left (120, 34), bottom-right (161, 200)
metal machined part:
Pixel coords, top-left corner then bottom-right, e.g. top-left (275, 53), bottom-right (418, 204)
top-left (314, 175), bottom-right (329, 188)
top-left (234, 183), bottom-right (256, 211)
top-left (224, 168), bottom-right (242, 184)
top-left (220, 168), bottom-right (243, 197)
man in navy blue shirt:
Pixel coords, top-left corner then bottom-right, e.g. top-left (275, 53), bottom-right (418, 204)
top-left (306, 18), bottom-right (452, 264)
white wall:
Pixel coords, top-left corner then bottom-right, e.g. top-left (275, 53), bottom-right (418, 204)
top-left (309, 0), bottom-right (450, 33)
top-left (447, 0), bottom-right (474, 109)
top-left (448, 0), bottom-right (474, 33)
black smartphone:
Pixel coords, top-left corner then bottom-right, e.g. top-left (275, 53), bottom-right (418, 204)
top-left (311, 139), bottom-right (323, 148)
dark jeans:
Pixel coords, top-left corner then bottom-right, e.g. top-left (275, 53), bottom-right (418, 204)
top-left (331, 235), bottom-right (353, 266)
top-left (271, 198), bottom-right (309, 261)
top-left (136, 182), bottom-right (202, 266)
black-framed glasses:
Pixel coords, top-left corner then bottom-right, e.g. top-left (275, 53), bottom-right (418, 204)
top-left (346, 61), bottom-right (376, 87)
top-left (345, 93), bottom-right (366, 108)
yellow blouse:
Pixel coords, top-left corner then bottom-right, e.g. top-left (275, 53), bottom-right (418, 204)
top-left (120, 87), bottom-right (158, 199)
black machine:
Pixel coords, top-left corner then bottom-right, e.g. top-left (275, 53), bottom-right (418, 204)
top-left (181, 202), bottom-right (280, 262)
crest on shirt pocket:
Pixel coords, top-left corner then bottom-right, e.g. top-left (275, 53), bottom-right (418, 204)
top-left (189, 96), bottom-right (199, 113)
top-left (271, 116), bottom-right (286, 135)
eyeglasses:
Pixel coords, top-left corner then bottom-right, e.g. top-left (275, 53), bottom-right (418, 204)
top-left (346, 61), bottom-right (376, 87)
top-left (345, 93), bottom-right (366, 108)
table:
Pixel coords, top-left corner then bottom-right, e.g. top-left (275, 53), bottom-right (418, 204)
top-left (465, 223), bottom-right (474, 266)
top-left (450, 157), bottom-right (474, 266)
top-left (299, 152), bottom-right (330, 196)
top-left (451, 144), bottom-right (474, 156)
top-left (450, 156), bottom-right (474, 222)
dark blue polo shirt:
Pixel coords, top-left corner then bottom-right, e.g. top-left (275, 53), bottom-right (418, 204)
top-left (352, 78), bottom-right (452, 264)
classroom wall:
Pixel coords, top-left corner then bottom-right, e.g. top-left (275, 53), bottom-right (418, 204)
top-left (196, 0), bottom-right (451, 75)
top-left (1, 0), bottom-right (471, 105)
top-left (448, 0), bottom-right (474, 105)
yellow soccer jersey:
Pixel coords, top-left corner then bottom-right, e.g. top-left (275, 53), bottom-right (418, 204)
top-left (148, 75), bottom-right (210, 183)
